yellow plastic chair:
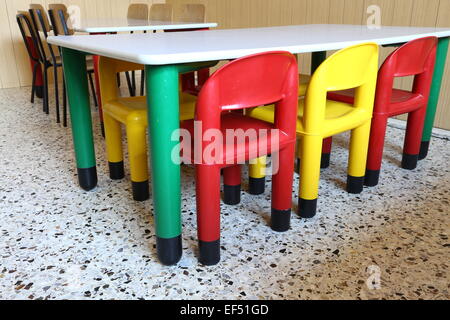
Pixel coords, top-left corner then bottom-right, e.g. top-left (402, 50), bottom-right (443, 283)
top-left (247, 43), bottom-right (379, 218)
top-left (99, 57), bottom-right (197, 201)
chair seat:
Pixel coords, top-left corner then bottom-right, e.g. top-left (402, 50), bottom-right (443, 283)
top-left (247, 98), bottom-right (371, 138)
top-left (328, 88), bottom-right (425, 116)
top-left (103, 92), bottom-right (197, 126)
top-left (299, 73), bottom-right (311, 96)
top-left (180, 113), bottom-right (294, 166)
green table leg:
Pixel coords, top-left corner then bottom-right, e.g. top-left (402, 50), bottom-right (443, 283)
top-left (311, 51), bottom-right (331, 169)
top-left (145, 64), bottom-right (182, 266)
top-left (61, 48), bottom-right (97, 191)
top-left (419, 37), bottom-right (450, 160)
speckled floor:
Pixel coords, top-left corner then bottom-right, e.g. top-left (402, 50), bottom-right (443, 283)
top-left (0, 86), bottom-right (449, 300)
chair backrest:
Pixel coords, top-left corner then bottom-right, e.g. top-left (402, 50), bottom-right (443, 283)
top-left (127, 3), bottom-right (149, 20)
top-left (150, 3), bottom-right (172, 21)
top-left (16, 11), bottom-right (42, 63)
top-left (29, 4), bottom-right (51, 32)
top-left (174, 4), bottom-right (205, 23)
top-left (99, 57), bottom-right (145, 103)
top-left (196, 51), bottom-right (299, 137)
top-left (375, 37), bottom-right (437, 111)
top-left (29, 4), bottom-right (59, 60)
top-left (305, 42), bottom-right (379, 133)
top-left (48, 4), bottom-right (73, 36)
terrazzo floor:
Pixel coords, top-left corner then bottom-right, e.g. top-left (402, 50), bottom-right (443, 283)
top-left (0, 86), bottom-right (449, 300)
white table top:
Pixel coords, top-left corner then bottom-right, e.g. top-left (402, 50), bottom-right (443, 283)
top-left (74, 18), bottom-right (217, 33)
top-left (48, 24), bottom-right (450, 65)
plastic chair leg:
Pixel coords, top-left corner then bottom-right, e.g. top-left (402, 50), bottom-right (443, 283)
top-left (402, 107), bottom-right (427, 170)
top-left (365, 115), bottom-right (388, 187)
top-left (223, 165), bottom-right (241, 205)
top-left (347, 121), bottom-right (371, 194)
top-left (248, 156), bottom-right (266, 195)
top-left (125, 122), bottom-right (149, 201)
top-left (271, 144), bottom-right (295, 232)
top-left (104, 112), bottom-right (124, 181)
top-left (321, 137), bottom-right (333, 168)
top-left (196, 165), bottom-right (221, 266)
top-left (298, 135), bottom-right (323, 219)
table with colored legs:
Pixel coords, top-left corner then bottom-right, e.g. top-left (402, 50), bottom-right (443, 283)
top-left (48, 24), bottom-right (450, 265)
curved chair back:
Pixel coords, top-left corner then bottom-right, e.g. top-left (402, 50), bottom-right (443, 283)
top-left (16, 11), bottom-right (42, 63)
top-left (48, 4), bottom-right (73, 36)
top-left (150, 3), bottom-right (172, 21)
top-left (29, 4), bottom-right (51, 32)
top-left (196, 51), bottom-right (299, 138)
top-left (305, 42), bottom-right (379, 134)
top-left (29, 4), bottom-right (59, 61)
top-left (375, 37), bottom-right (437, 113)
top-left (127, 3), bottom-right (149, 20)
top-left (99, 57), bottom-right (144, 103)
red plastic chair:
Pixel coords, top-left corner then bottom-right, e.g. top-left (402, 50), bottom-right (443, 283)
top-left (328, 37), bottom-right (437, 186)
top-left (180, 51), bottom-right (299, 265)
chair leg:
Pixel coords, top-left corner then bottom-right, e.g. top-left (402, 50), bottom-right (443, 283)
top-left (321, 137), bottom-right (333, 168)
top-left (117, 73), bottom-right (121, 87)
top-left (53, 66), bottom-right (60, 124)
top-left (347, 121), bottom-right (372, 194)
top-left (196, 164), bottom-right (221, 265)
top-left (131, 70), bottom-right (136, 95)
top-left (298, 135), bottom-right (323, 219)
top-left (125, 71), bottom-right (135, 96)
top-left (271, 142), bottom-right (295, 232)
top-left (43, 66), bottom-right (49, 114)
top-left (365, 115), bottom-right (388, 187)
top-left (125, 122), bottom-right (149, 201)
top-left (104, 112), bottom-right (124, 181)
top-left (88, 72), bottom-right (98, 107)
top-left (62, 76), bottom-right (67, 127)
top-left (248, 156), bottom-right (266, 195)
top-left (402, 107), bottom-right (427, 170)
top-left (140, 69), bottom-right (145, 96)
top-left (223, 165), bottom-right (241, 205)
top-left (30, 63), bottom-right (38, 104)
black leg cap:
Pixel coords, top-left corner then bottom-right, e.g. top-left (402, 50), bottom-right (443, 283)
top-left (347, 175), bottom-right (364, 194)
top-left (157, 236), bottom-right (182, 266)
top-left (271, 208), bottom-right (291, 232)
top-left (321, 153), bottom-right (331, 169)
top-left (298, 198), bottom-right (317, 219)
top-left (132, 181), bottom-right (150, 201)
top-left (249, 177), bottom-right (265, 195)
top-left (77, 167), bottom-right (97, 191)
top-left (364, 170), bottom-right (380, 187)
top-left (35, 85), bottom-right (43, 99)
top-left (109, 161), bottom-right (125, 180)
top-left (402, 153), bottom-right (419, 170)
top-left (419, 141), bottom-right (430, 160)
top-left (224, 185), bottom-right (241, 205)
top-left (199, 239), bottom-right (220, 266)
